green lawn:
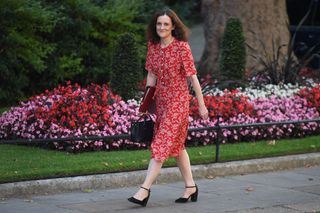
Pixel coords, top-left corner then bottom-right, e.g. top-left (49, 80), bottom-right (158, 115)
top-left (0, 135), bottom-right (319, 183)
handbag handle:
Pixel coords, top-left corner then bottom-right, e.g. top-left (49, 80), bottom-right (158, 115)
top-left (136, 113), bottom-right (153, 122)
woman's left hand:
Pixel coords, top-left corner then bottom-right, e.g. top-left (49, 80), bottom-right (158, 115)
top-left (198, 104), bottom-right (209, 120)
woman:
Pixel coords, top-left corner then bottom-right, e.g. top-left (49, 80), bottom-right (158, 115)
top-left (128, 8), bottom-right (208, 207)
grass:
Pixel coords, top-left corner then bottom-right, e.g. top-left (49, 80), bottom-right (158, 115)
top-left (0, 107), bottom-right (10, 114)
top-left (0, 135), bottom-right (320, 183)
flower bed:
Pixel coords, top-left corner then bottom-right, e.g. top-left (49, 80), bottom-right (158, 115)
top-left (0, 82), bottom-right (143, 152)
top-left (1, 82), bottom-right (320, 152)
top-left (188, 95), bottom-right (320, 145)
top-left (190, 90), bottom-right (255, 119)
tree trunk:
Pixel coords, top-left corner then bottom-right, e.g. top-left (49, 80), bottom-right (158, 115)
top-left (198, 0), bottom-right (291, 78)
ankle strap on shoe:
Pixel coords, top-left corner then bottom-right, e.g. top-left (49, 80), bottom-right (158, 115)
top-left (140, 186), bottom-right (150, 192)
top-left (185, 185), bottom-right (197, 188)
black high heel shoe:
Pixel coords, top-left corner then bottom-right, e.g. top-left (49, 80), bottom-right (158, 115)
top-left (175, 185), bottom-right (198, 203)
top-left (128, 186), bottom-right (151, 207)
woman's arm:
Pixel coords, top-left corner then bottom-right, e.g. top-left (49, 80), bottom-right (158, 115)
top-left (146, 71), bottom-right (157, 87)
top-left (188, 75), bottom-right (208, 120)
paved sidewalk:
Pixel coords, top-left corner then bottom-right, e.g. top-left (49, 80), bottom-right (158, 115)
top-left (1, 164), bottom-right (320, 213)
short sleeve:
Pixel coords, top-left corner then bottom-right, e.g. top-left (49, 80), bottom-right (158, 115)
top-left (145, 42), bottom-right (155, 74)
top-left (180, 42), bottom-right (197, 77)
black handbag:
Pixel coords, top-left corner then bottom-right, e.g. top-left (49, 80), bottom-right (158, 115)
top-left (130, 115), bottom-right (154, 144)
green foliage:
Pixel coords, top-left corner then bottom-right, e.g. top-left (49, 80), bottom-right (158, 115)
top-left (0, 0), bottom-right (145, 106)
top-left (0, 0), bottom-right (201, 106)
top-left (218, 17), bottom-right (246, 83)
top-left (110, 33), bottom-right (142, 100)
top-left (165, 0), bottom-right (201, 25)
top-left (0, 0), bottom-right (199, 106)
top-left (41, 0), bottom-right (145, 86)
top-left (0, 0), bottom-right (57, 106)
top-left (135, 0), bottom-right (200, 26)
top-left (135, 0), bottom-right (166, 24)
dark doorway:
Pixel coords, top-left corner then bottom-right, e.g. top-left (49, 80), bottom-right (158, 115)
top-left (287, 0), bottom-right (319, 26)
top-left (287, 0), bottom-right (320, 69)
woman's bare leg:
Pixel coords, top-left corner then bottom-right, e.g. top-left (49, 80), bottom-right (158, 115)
top-left (176, 149), bottom-right (197, 197)
top-left (132, 158), bottom-right (163, 200)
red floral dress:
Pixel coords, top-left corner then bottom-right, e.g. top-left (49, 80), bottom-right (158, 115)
top-left (145, 38), bottom-right (197, 162)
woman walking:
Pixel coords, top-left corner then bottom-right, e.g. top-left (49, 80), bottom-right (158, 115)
top-left (128, 8), bottom-right (208, 207)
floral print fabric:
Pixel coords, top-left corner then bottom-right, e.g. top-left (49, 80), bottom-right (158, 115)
top-left (145, 38), bottom-right (197, 161)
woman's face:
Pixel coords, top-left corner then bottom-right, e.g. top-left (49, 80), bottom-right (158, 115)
top-left (156, 15), bottom-right (174, 39)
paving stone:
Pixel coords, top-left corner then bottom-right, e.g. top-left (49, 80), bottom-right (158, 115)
top-left (285, 201), bottom-right (320, 213)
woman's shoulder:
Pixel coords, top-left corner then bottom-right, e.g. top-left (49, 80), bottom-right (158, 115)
top-left (174, 39), bottom-right (188, 45)
top-left (174, 39), bottom-right (191, 51)
top-left (147, 41), bottom-right (158, 48)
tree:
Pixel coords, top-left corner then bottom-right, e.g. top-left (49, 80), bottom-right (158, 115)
top-left (0, 0), bottom-right (145, 106)
top-left (198, 0), bottom-right (291, 78)
top-left (110, 33), bottom-right (142, 100)
top-left (41, 0), bottom-right (145, 88)
top-left (0, 0), bottom-right (56, 106)
top-left (219, 17), bottom-right (246, 82)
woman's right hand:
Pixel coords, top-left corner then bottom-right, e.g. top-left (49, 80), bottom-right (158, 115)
top-left (198, 104), bottom-right (208, 120)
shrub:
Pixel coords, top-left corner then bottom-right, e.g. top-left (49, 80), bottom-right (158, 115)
top-left (166, 0), bottom-right (201, 25)
top-left (218, 17), bottom-right (246, 83)
top-left (110, 33), bottom-right (143, 100)
top-left (247, 35), bottom-right (316, 85)
top-left (0, 0), bottom-right (145, 106)
top-left (0, 0), bottom-right (57, 106)
top-left (42, 0), bottom-right (145, 89)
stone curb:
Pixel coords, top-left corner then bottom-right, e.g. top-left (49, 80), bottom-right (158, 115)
top-left (1, 153), bottom-right (319, 198)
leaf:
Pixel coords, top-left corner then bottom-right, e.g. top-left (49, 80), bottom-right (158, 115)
top-left (83, 189), bottom-right (93, 193)
top-left (267, 140), bottom-right (276, 145)
top-left (245, 187), bottom-right (254, 192)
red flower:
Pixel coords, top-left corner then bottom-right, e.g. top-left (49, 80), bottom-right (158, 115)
top-left (298, 85), bottom-right (320, 112)
top-left (69, 120), bottom-right (76, 128)
top-left (190, 91), bottom-right (254, 120)
top-left (33, 82), bottom-right (121, 130)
